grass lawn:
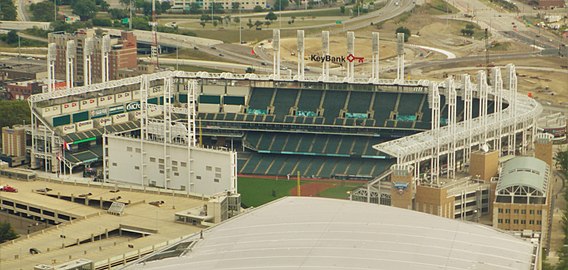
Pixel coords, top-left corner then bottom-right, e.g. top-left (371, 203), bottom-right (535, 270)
top-left (238, 177), bottom-right (298, 207)
top-left (238, 177), bottom-right (365, 207)
top-left (318, 182), bottom-right (362, 199)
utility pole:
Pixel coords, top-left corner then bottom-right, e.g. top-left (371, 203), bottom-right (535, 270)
top-left (484, 28), bottom-right (490, 84)
top-left (129, 0), bottom-right (133, 30)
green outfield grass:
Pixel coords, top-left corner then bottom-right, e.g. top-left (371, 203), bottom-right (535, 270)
top-left (238, 177), bottom-right (364, 207)
top-left (238, 177), bottom-right (298, 207)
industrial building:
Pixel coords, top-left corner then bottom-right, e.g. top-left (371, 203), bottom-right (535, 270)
top-left (1, 125), bottom-right (27, 167)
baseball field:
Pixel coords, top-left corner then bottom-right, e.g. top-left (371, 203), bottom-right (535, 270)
top-left (237, 176), bottom-right (366, 207)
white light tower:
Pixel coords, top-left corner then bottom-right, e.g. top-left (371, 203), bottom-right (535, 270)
top-left (430, 82), bottom-right (441, 184)
top-left (321, 31), bottom-right (330, 80)
top-left (65, 40), bottom-right (76, 89)
top-left (477, 70), bottom-right (488, 146)
top-left (492, 67), bottom-right (503, 156)
top-left (371, 32), bottom-right (379, 81)
top-left (396, 33), bottom-right (405, 83)
top-left (101, 35), bottom-right (111, 83)
top-left (506, 64), bottom-right (517, 156)
top-left (446, 76), bottom-right (457, 179)
top-left (47, 43), bottom-right (56, 93)
top-left (272, 29), bottom-right (281, 79)
top-left (297, 30), bottom-right (305, 80)
top-left (83, 37), bottom-right (94, 86)
top-left (346, 31), bottom-right (355, 82)
top-left (462, 74), bottom-right (473, 165)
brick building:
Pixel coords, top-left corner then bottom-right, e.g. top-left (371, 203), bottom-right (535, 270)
top-left (5, 80), bottom-right (42, 100)
top-left (1, 125), bottom-right (27, 166)
top-left (48, 29), bottom-right (138, 86)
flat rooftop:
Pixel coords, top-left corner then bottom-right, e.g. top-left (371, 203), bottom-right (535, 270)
top-left (0, 176), bottom-right (205, 270)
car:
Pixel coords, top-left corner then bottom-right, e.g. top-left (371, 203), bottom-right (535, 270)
top-left (280, 66), bottom-right (288, 70)
top-left (261, 62), bottom-right (267, 66)
top-left (0, 185), bottom-right (18, 193)
top-left (210, 46), bottom-right (216, 50)
top-left (219, 53), bottom-right (224, 57)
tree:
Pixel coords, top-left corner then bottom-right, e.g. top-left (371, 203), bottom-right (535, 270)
top-left (200, 21), bottom-right (206, 28)
top-left (99, 0), bottom-right (110, 11)
top-left (0, 222), bottom-right (17, 244)
top-left (189, 2), bottom-right (201, 14)
top-left (231, 2), bottom-right (240, 11)
top-left (264, 20), bottom-right (271, 28)
top-left (253, 5), bottom-right (263, 12)
top-left (160, 1), bottom-right (171, 13)
top-left (265, 11), bottom-right (277, 22)
top-left (5, 30), bottom-right (18, 44)
top-left (233, 17), bottom-right (240, 23)
top-left (92, 18), bottom-right (112, 26)
top-left (200, 14), bottom-right (211, 22)
top-left (30, 1), bottom-right (56, 22)
top-left (72, 0), bottom-right (97, 20)
top-left (0, 0), bottom-right (17, 20)
top-left (132, 16), bottom-right (150, 30)
top-left (340, 5), bottom-right (345, 14)
top-left (395, 26), bottom-right (410, 42)
top-left (0, 101), bottom-right (30, 133)
top-left (246, 18), bottom-right (254, 29)
top-left (108, 8), bottom-right (127, 19)
top-left (208, 2), bottom-right (224, 14)
top-left (254, 20), bottom-right (263, 29)
top-left (274, 0), bottom-right (288, 10)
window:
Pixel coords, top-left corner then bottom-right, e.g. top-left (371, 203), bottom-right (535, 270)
top-left (206, 166), bottom-right (212, 171)
top-left (529, 220), bottom-right (535, 225)
top-left (173, 166), bottom-right (178, 172)
top-left (215, 173), bottom-right (221, 178)
top-left (536, 220), bottom-right (541, 225)
top-left (159, 170), bottom-right (164, 174)
top-left (505, 219), bottom-right (510, 224)
top-left (521, 209), bottom-right (526, 214)
top-left (513, 209), bottom-right (519, 214)
top-left (498, 219), bottom-right (503, 224)
top-left (505, 209), bottom-right (510, 214)
top-left (521, 220), bottom-right (526, 224)
top-left (537, 210), bottom-right (542, 215)
top-left (215, 167), bottom-right (221, 172)
top-left (134, 166), bottom-right (140, 170)
top-left (530, 210), bottom-right (535, 215)
top-left (112, 162), bottom-right (117, 166)
top-left (196, 176), bottom-right (201, 180)
top-left (150, 157), bottom-right (156, 162)
top-left (172, 161), bottom-right (178, 166)
top-left (159, 158), bottom-right (164, 164)
top-left (181, 162), bottom-right (187, 167)
top-left (513, 219), bottom-right (519, 224)
top-left (135, 148), bottom-right (141, 153)
top-left (127, 147), bottom-right (133, 152)
top-left (174, 172), bottom-right (180, 176)
top-left (159, 164), bottom-right (165, 170)
top-left (498, 208), bottom-right (503, 213)
top-left (214, 178), bottom-right (219, 183)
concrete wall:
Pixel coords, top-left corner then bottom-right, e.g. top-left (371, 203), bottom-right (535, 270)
top-left (107, 136), bottom-right (236, 196)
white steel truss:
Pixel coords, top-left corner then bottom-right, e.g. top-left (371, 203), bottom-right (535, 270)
top-left (371, 32), bottom-right (379, 82)
top-left (429, 82), bottom-right (441, 184)
top-left (493, 67), bottom-right (503, 156)
top-left (65, 40), bottom-right (76, 89)
top-left (296, 30), bottom-right (305, 80)
top-left (447, 76), bottom-right (457, 179)
top-left (321, 31), bottom-right (330, 81)
top-left (346, 31), bottom-right (355, 82)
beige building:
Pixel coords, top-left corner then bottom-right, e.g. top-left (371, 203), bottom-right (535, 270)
top-left (1, 125), bottom-right (27, 166)
top-left (493, 157), bottom-right (550, 239)
top-left (170, 0), bottom-right (268, 11)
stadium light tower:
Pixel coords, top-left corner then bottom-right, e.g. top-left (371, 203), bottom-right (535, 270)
top-left (346, 31), bottom-right (355, 82)
top-left (47, 43), bottom-right (56, 93)
top-left (371, 32), bottom-right (379, 82)
top-left (297, 30), bottom-right (305, 80)
top-left (321, 31), bottom-right (330, 81)
top-left (101, 35), bottom-right (111, 83)
top-left (396, 33), bottom-right (405, 83)
top-left (65, 40), bottom-right (76, 89)
top-left (272, 29), bottom-right (281, 79)
top-left (83, 37), bottom-right (94, 86)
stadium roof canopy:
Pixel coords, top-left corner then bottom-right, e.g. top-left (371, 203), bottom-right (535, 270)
top-left (124, 197), bottom-right (537, 270)
top-left (497, 156), bottom-right (549, 195)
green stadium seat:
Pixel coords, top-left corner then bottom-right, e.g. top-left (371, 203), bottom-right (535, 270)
top-left (322, 91), bottom-right (347, 124)
top-left (347, 92), bottom-right (372, 113)
top-left (235, 114), bottom-right (245, 121)
top-left (273, 89), bottom-right (299, 116)
top-left (297, 90), bottom-right (323, 113)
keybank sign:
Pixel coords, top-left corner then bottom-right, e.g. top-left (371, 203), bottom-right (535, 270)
top-left (309, 53), bottom-right (365, 63)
